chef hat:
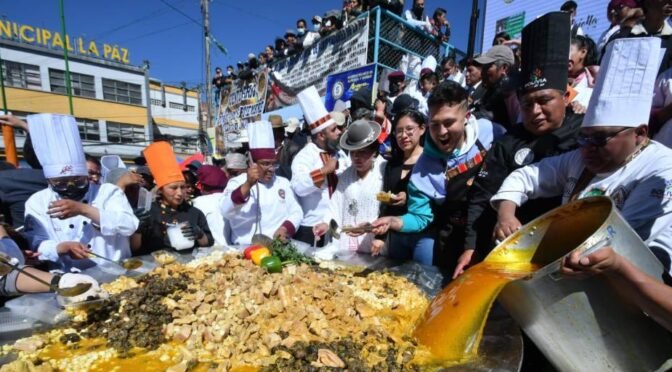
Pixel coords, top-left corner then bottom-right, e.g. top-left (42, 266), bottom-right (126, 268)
top-left (298, 86), bottom-right (335, 134)
top-left (100, 155), bottom-right (126, 181)
top-left (519, 12), bottom-right (571, 94)
top-left (582, 37), bottom-right (662, 128)
top-left (248, 120), bottom-right (275, 161)
top-left (144, 141), bottom-right (185, 188)
top-left (421, 55), bottom-right (438, 73)
top-left (27, 114), bottom-right (87, 179)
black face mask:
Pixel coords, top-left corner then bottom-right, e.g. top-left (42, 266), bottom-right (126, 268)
top-left (413, 6), bottom-right (424, 17)
top-left (389, 83), bottom-right (402, 96)
top-left (56, 183), bottom-right (90, 201)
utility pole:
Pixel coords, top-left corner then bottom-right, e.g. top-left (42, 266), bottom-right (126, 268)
top-left (467, 0), bottom-right (480, 58)
top-left (143, 60), bottom-right (154, 144)
top-left (59, 0), bottom-right (74, 115)
top-left (201, 0), bottom-right (212, 156)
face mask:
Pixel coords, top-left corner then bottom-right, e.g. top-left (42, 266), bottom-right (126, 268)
top-left (389, 83), bottom-right (402, 95)
top-left (56, 182), bottom-right (90, 201)
top-left (297, 28), bottom-right (306, 35)
top-left (413, 6), bottom-right (424, 16)
top-left (313, 23), bottom-right (321, 32)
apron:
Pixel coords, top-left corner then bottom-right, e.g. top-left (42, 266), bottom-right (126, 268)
top-left (432, 140), bottom-right (488, 274)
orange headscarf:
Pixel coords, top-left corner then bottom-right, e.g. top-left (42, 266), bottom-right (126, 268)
top-left (144, 141), bottom-right (185, 188)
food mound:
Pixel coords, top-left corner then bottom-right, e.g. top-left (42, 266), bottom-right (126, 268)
top-left (1, 252), bottom-right (431, 371)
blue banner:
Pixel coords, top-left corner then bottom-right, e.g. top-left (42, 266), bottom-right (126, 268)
top-left (324, 64), bottom-right (376, 112)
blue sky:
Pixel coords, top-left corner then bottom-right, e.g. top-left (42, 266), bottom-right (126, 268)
top-left (2, 0), bottom-right (480, 89)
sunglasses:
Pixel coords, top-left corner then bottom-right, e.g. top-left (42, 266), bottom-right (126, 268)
top-left (577, 127), bottom-right (632, 148)
top-left (49, 176), bottom-right (89, 191)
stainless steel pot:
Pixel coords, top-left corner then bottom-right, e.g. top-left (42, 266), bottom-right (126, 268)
top-left (487, 196), bottom-right (672, 371)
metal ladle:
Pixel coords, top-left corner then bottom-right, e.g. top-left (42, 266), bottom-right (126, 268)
top-left (88, 251), bottom-right (143, 271)
top-left (0, 258), bottom-right (92, 297)
top-left (251, 234), bottom-right (274, 248)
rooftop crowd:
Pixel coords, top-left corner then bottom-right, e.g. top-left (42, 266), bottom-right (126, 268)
top-left (0, 0), bottom-right (671, 337)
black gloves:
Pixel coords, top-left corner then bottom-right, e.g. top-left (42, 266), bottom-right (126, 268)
top-left (181, 223), bottom-right (204, 240)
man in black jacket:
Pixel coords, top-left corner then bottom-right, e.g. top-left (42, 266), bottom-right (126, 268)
top-left (471, 45), bottom-right (516, 128)
top-left (455, 12), bottom-right (584, 278)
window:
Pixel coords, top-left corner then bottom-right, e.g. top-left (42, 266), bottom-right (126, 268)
top-left (76, 118), bottom-right (100, 141)
top-left (49, 69), bottom-right (96, 98)
top-left (173, 136), bottom-right (199, 153)
top-left (150, 98), bottom-right (163, 106)
top-left (107, 122), bottom-right (145, 144)
top-left (186, 105), bottom-right (195, 112)
top-left (102, 78), bottom-right (143, 105)
top-left (169, 102), bottom-right (185, 110)
top-left (2, 61), bottom-right (41, 90)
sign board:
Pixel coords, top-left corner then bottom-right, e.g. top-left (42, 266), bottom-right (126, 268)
top-left (324, 64), bottom-right (376, 112)
top-left (0, 19), bottom-right (131, 64)
top-left (265, 16), bottom-right (369, 111)
top-left (217, 71), bottom-right (268, 149)
top-left (482, 0), bottom-right (610, 52)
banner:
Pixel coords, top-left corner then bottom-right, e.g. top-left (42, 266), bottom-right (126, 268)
top-left (265, 16), bottom-right (370, 111)
top-left (482, 0), bottom-right (609, 53)
top-left (217, 71), bottom-right (268, 138)
top-left (324, 64), bottom-right (376, 112)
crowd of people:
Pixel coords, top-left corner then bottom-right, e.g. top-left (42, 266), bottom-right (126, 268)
top-left (211, 0), bottom-right (450, 106)
top-left (1, 0), bottom-right (672, 335)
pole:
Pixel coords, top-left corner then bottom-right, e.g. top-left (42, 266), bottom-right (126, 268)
top-left (59, 0), bottom-right (74, 115)
top-left (143, 60), bottom-right (154, 144)
top-left (202, 0), bottom-right (212, 156)
top-left (0, 52), bottom-right (18, 166)
top-left (466, 0), bottom-right (480, 58)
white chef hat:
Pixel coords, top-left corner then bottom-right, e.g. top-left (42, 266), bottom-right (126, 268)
top-left (421, 55), bottom-right (438, 72)
top-left (582, 37), bottom-right (663, 128)
top-left (28, 114), bottom-right (87, 179)
top-left (298, 86), bottom-right (335, 134)
top-left (100, 155), bottom-right (126, 180)
top-left (248, 120), bottom-right (275, 161)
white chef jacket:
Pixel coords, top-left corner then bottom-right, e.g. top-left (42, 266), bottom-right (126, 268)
top-left (192, 193), bottom-right (227, 246)
top-left (291, 142), bottom-right (348, 227)
top-left (491, 142), bottom-right (672, 274)
top-left (652, 67), bottom-right (672, 148)
top-left (24, 183), bottom-right (138, 271)
top-left (323, 156), bottom-right (386, 254)
top-left (220, 174), bottom-right (303, 245)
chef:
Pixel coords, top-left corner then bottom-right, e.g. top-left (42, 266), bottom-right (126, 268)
top-left (456, 12), bottom-right (584, 278)
top-left (492, 37), bottom-right (672, 277)
top-left (372, 81), bottom-right (505, 274)
top-left (291, 86), bottom-right (346, 247)
top-left (23, 114), bottom-right (138, 271)
top-left (221, 120), bottom-right (303, 245)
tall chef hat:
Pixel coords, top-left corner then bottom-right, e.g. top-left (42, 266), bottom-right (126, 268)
top-left (421, 55), bottom-right (438, 73)
top-left (298, 86), bottom-right (335, 134)
top-left (27, 114), bottom-right (87, 179)
top-left (143, 141), bottom-right (185, 188)
top-left (248, 120), bottom-right (275, 161)
top-left (582, 37), bottom-right (662, 128)
top-left (519, 12), bottom-right (571, 94)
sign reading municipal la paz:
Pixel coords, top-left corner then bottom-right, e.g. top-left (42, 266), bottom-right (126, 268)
top-left (0, 19), bottom-right (131, 64)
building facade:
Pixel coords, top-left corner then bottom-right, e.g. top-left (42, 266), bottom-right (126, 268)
top-left (0, 37), bottom-right (200, 162)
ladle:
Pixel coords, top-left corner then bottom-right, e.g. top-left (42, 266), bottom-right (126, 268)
top-left (88, 251), bottom-right (143, 271)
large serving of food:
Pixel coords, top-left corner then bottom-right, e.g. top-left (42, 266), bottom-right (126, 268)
top-left (1, 243), bottom-right (435, 371)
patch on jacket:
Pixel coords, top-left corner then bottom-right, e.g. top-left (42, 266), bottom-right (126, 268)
top-left (514, 148), bottom-right (534, 166)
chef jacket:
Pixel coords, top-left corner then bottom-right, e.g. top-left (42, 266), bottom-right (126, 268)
top-left (24, 183), bottom-right (138, 271)
top-left (291, 142), bottom-right (348, 227)
top-left (491, 141), bottom-right (672, 275)
top-left (221, 174), bottom-right (303, 245)
top-left (465, 109), bottom-right (583, 253)
top-left (322, 156), bottom-right (386, 254)
top-left (192, 193), bottom-right (227, 246)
